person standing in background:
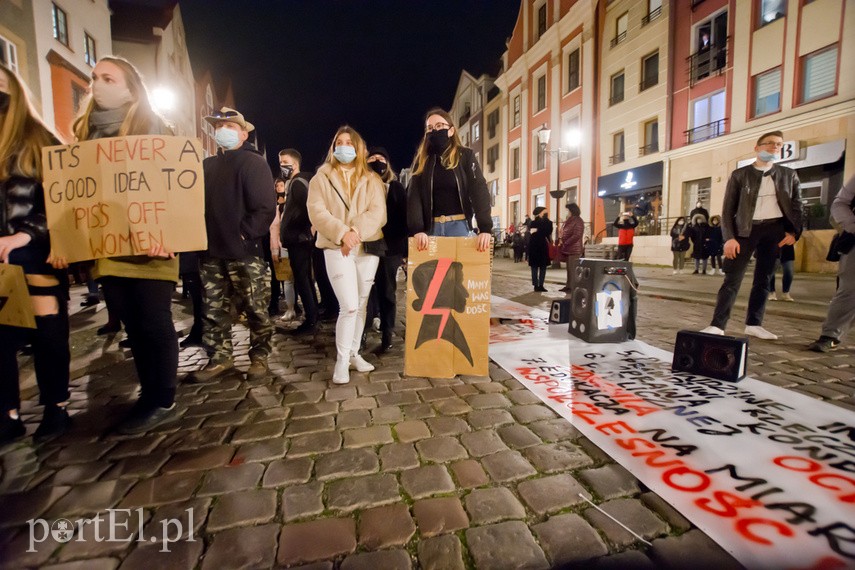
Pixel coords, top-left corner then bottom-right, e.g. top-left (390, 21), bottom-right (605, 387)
top-left (559, 203), bottom-right (584, 293)
top-left (613, 211), bottom-right (638, 261)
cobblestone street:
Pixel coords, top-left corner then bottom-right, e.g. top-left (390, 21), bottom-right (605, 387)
top-left (0, 258), bottom-right (852, 569)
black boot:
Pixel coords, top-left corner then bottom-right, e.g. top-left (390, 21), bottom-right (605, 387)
top-left (0, 415), bottom-right (25, 445)
top-left (34, 405), bottom-right (71, 441)
top-left (373, 330), bottom-right (393, 355)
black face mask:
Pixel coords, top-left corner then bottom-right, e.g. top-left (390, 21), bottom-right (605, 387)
top-left (369, 161), bottom-right (388, 176)
top-left (427, 129), bottom-right (450, 154)
top-left (0, 92), bottom-right (9, 114)
top-left (280, 164), bottom-right (293, 180)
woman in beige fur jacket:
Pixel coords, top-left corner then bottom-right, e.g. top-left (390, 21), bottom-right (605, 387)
top-left (308, 126), bottom-right (387, 384)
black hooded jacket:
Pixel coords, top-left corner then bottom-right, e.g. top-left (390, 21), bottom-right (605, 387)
top-left (279, 171), bottom-right (313, 247)
top-left (202, 142), bottom-right (276, 259)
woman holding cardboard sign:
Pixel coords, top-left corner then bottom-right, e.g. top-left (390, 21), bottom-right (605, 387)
top-left (53, 56), bottom-right (180, 435)
top-left (308, 126), bottom-right (386, 385)
top-left (0, 64), bottom-right (71, 444)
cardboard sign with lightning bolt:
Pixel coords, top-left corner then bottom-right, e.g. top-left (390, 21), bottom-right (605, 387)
top-left (0, 264), bottom-right (36, 329)
top-left (405, 237), bottom-right (492, 378)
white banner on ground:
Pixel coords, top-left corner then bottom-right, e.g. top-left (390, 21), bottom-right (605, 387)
top-left (488, 297), bottom-right (855, 570)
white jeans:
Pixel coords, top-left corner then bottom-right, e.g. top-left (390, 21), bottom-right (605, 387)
top-left (324, 247), bottom-right (379, 361)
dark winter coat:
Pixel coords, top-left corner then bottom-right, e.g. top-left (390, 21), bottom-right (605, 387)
top-left (706, 223), bottom-right (724, 256)
top-left (407, 147), bottom-right (493, 235)
top-left (560, 215), bottom-right (584, 257)
top-left (687, 222), bottom-right (710, 259)
top-left (279, 172), bottom-right (313, 247)
top-left (527, 216), bottom-right (553, 267)
top-left (670, 223), bottom-right (690, 252)
top-left (0, 175), bottom-right (51, 273)
top-left (203, 142), bottom-right (276, 259)
top-left (381, 179), bottom-right (408, 256)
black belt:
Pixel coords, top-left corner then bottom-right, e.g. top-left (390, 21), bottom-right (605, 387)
top-left (752, 218), bottom-right (782, 225)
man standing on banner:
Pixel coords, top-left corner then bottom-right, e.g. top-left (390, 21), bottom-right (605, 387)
top-left (702, 131), bottom-right (802, 340)
top-left (407, 108), bottom-right (493, 251)
top-left (191, 108), bottom-right (276, 382)
top-left (808, 175), bottom-right (855, 352)
top-left (272, 148), bottom-right (319, 335)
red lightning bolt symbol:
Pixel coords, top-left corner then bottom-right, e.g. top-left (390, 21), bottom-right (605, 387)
top-left (420, 258), bottom-right (453, 339)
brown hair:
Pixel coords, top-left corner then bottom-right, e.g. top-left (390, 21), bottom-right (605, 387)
top-left (756, 130), bottom-right (783, 146)
top-left (0, 64), bottom-right (60, 179)
top-left (411, 107), bottom-right (463, 176)
top-left (279, 148), bottom-right (302, 166)
top-left (72, 56), bottom-right (166, 141)
top-left (323, 126), bottom-right (370, 196)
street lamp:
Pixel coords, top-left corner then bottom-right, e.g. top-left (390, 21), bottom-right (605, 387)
top-left (537, 123), bottom-right (581, 258)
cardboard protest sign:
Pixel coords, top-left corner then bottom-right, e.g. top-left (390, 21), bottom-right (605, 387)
top-left (42, 135), bottom-right (207, 263)
top-left (405, 237), bottom-right (491, 378)
top-left (0, 264), bottom-right (36, 329)
top-left (488, 298), bottom-right (855, 569)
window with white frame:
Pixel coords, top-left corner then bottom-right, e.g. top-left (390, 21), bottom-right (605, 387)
top-left (561, 114), bottom-right (580, 161)
top-left (689, 90), bottom-right (726, 143)
top-left (536, 2), bottom-right (547, 39)
top-left (533, 132), bottom-right (546, 172)
top-left (84, 32), bottom-right (97, 66)
top-left (487, 109), bottom-right (499, 138)
top-left (536, 74), bottom-right (546, 112)
top-left (0, 34), bottom-right (18, 74)
top-left (612, 12), bottom-right (628, 47)
top-left (533, 191), bottom-right (546, 209)
top-left (566, 48), bottom-right (580, 93)
top-left (52, 3), bottom-right (69, 47)
top-left (753, 67), bottom-right (781, 117)
top-left (610, 71), bottom-right (625, 105)
top-left (472, 121), bottom-right (480, 142)
top-left (641, 51), bottom-right (659, 91)
top-left (611, 131), bottom-right (625, 165)
top-left (800, 45), bottom-right (838, 104)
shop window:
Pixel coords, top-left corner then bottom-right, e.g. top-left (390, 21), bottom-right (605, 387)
top-left (623, 192), bottom-right (662, 236)
top-left (753, 67), bottom-right (781, 117)
top-left (682, 178), bottom-right (711, 221)
top-left (800, 46), bottom-right (838, 104)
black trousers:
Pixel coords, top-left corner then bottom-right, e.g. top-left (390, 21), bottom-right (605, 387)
top-left (711, 219), bottom-right (785, 329)
top-left (531, 265), bottom-right (547, 288)
top-left (617, 244), bottom-right (633, 261)
top-left (0, 305), bottom-right (70, 412)
top-left (101, 277), bottom-right (177, 409)
top-left (374, 254), bottom-right (402, 334)
top-left (288, 243), bottom-right (319, 325)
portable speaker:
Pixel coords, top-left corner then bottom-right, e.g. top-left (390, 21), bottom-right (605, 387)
top-left (568, 259), bottom-right (635, 343)
top-left (671, 330), bottom-right (749, 382)
top-left (549, 299), bottom-right (571, 324)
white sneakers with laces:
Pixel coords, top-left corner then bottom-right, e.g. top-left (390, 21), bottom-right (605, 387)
top-left (350, 354), bottom-right (375, 373)
top-left (700, 326), bottom-right (725, 335)
top-left (332, 359), bottom-right (350, 384)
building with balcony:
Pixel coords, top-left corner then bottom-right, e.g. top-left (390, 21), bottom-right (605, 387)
top-left (483, 85), bottom-right (506, 233)
top-left (595, 0), bottom-right (670, 256)
top-left (495, 0), bottom-right (598, 241)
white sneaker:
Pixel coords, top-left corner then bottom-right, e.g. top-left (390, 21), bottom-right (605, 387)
top-left (781, 293), bottom-right (794, 302)
top-left (717, 269), bottom-right (724, 275)
top-left (672, 269), bottom-right (678, 275)
top-left (350, 354), bottom-right (375, 373)
top-left (768, 293), bottom-right (778, 301)
top-left (332, 359), bottom-right (350, 384)
top-left (281, 309), bottom-right (296, 321)
top-left (745, 325), bottom-right (778, 340)
top-left (372, 317), bottom-right (381, 332)
top-left (700, 326), bottom-right (725, 335)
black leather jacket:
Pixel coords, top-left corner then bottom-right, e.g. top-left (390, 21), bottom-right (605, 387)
top-left (407, 147), bottom-right (493, 235)
top-left (1, 175), bottom-right (48, 244)
top-left (280, 172), bottom-right (313, 247)
top-left (721, 163), bottom-right (802, 241)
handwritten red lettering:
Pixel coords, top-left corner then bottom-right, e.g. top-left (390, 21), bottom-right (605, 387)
top-left (735, 517), bottom-right (794, 545)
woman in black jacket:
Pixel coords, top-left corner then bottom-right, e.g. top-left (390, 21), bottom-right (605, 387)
top-left (407, 108), bottom-right (492, 252)
top-left (688, 214), bottom-right (710, 275)
top-left (670, 217), bottom-right (689, 274)
top-left (0, 64), bottom-right (71, 443)
top-left (707, 215), bottom-right (724, 275)
top-left (365, 147), bottom-right (407, 354)
top-left (527, 207), bottom-right (553, 292)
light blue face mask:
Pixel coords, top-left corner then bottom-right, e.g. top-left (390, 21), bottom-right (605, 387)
top-left (215, 127), bottom-right (241, 150)
top-left (757, 150), bottom-right (777, 163)
top-left (333, 145), bottom-right (357, 164)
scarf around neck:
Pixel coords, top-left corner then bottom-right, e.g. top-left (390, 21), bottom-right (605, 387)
top-left (88, 105), bottom-right (131, 139)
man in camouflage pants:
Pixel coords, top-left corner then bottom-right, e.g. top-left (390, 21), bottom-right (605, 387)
top-left (192, 107), bottom-right (276, 382)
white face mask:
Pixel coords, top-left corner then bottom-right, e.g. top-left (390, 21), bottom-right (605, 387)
top-left (92, 80), bottom-right (133, 110)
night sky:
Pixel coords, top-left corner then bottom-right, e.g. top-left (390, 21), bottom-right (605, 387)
top-left (179, 0), bottom-right (520, 174)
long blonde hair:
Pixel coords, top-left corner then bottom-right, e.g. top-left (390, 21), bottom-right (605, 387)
top-left (72, 56), bottom-right (165, 141)
top-left (324, 125), bottom-right (370, 195)
top-left (0, 65), bottom-right (59, 180)
top-left (411, 107), bottom-right (463, 176)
